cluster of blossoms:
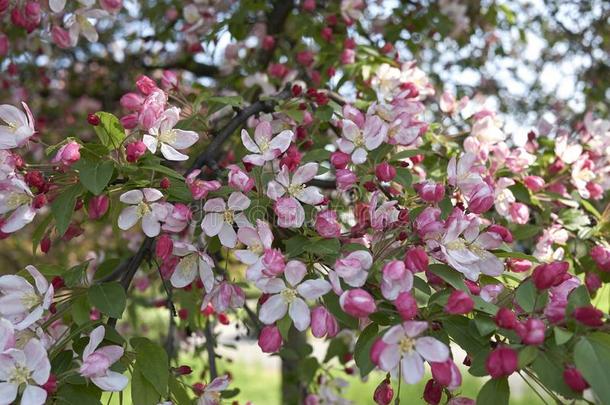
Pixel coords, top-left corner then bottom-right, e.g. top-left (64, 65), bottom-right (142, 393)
top-left (1, 3), bottom-right (610, 403)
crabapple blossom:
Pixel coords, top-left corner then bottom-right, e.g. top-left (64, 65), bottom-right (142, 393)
top-left (117, 188), bottom-right (167, 237)
top-left (241, 121), bottom-right (293, 166)
top-left (378, 321), bottom-right (450, 384)
top-left (0, 177), bottom-right (37, 233)
top-left (380, 260), bottom-right (413, 300)
top-left (79, 326), bottom-right (128, 392)
top-left (66, 7), bottom-right (108, 45)
top-left (201, 192), bottom-right (251, 248)
top-left (143, 107), bottom-right (199, 161)
top-left (258, 260), bottom-right (331, 331)
top-left (337, 116), bottom-right (387, 164)
top-left (0, 338), bottom-right (50, 405)
top-left (169, 242), bottom-right (215, 291)
top-left (333, 250), bottom-right (373, 288)
top-left (0, 103), bottom-right (35, 150)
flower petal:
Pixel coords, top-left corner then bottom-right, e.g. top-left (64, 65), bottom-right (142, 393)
top-left (289, 298), bottom-right (310, 331)
top-left (259, 294), bottom-right (288, 324)
top-left (297, 279), bottom-right (331, 300)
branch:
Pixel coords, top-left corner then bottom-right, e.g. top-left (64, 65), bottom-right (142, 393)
top-left (204, 320), bottom-right (218, 380)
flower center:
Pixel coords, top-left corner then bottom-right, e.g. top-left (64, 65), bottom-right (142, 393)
top-left (280, 288), bottom-right (298, 303)
top-left (6, 193), bottom-right (31, 210)
top-left (223, 209), bottom-right (235, 224)
top-left (353, 133), bottom-right (365, 148)
top-left (21, 291), bottom-right (41, 309)
top-left (181, 254), bottom-right (199, 275)
top-left (445, 238), bottom-right (466, 251)
top-left (398, 337), bottom-right (415, 354)
top-left (136, 201), bottom-right (151, 217)
top-left (258, 139), bottom-right (270, 152)
top-left (158, 129), bottom-right (177, 145)
top-left (9, 363), bottom-right (31, 385)
top-left (250, 242), bottom-right (263, 255)
top-left (287, 183), bottom-right (305, 197)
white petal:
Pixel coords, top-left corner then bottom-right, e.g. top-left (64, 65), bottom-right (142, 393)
top-left (379, 344), bottom-right (400, 371)
top-left (292, 163), bottom-right (318, 185)
top-left (296, 187), bottom-right (324, 205)
top-left (0, 383), bottom-right (17, 405)
top-left (254, 121), bottom-right (272, 145)
top-left (21, 385), bottom-right (47, 405)
top-left (203, 198), bottom-right (226, 212)
top-left (243, 154), bottom-right (266, 166)
top-left (268, 130), bottom-right (293, 154)
top-left (218, 223), bottom-right (237, 248)
top-left (118, 206), bottom-right (140, 230)
top-left (141, 213), bottom-right (161, 237)
top-left (289, 298), bottom-right (310, 331)
top-left (352, 148), bottom-right (367, 164)
top-left (142, 134), bottom-right (158, 154)
top-left (49, 0), bottom-right (66, 12)
top-left (83, 325), bottom-right (105, 360)
top-left (119, 190), bottom-right (143, 204)
top-left (170, 129), bottom-right (199, 149)
top-left (241, 129), bottom-right (261, 154)
top-left (227, 192), bottom-right (250, 211)
top-left (297, 279), bottom-right (332, 300)
top-left (160, 144), bottom-right (188, 161)
top-left (266, 181), bottom-right (286, 201)
top-left (285, 260), bottom-right (307, 287)
top-left (401, 352), bottom-right (425, 384)
top-left (259, 294), bottom-right (288, 324)
top-left (201, 213), bottom-right (224, 236)
top-left (415, 337), bottom-right (450, 363)
top-left (171, 256), bottom-right (198, 288)
top-left (92, 371), bottom-right (128, 392)
top-left (1, 205), bottom-right (35, 233)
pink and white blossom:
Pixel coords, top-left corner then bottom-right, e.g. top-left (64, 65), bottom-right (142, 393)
top-left (337, 116), bottom-right (387, 164)
top-left (241, 121), bottom-right (293, 166)
top-left (143, 107), bottom-right (199, 161)
top-left (201, 192), bottom-right (251, 248)
top-left (0, 338), bottom-right (50, 405)
top-left (79, 326), bottom-right (127, 392)
top-left (169, 242), bottom-right (215, 292)
top-left (197, 375), bottom-right (231, 405)
top-left (0, 177), bottom-right (37, 233)
top-left (118, 188), bottom-right (168, 237)
top-left (0, 103), bottom-right (35, 149)
top-left (334, 250), bottom-right (373, 288)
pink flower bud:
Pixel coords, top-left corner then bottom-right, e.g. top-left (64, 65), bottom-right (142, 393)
top-left (100, 0), bottom-right (122, 13)
top-left (136, 75), bottom-right (158, 95)
top-left (339, 288), bottom-right (376, 318)
top-left (262, 248), bottom-right (286, 276)
top-left (487, 224), bottom-right (513, 243)
top-left (274, 197), bottom-right (304, 228)
top-left (315, 210), bottom-right (341, 238)
top-left (40, 236), bottom-right (51, 254)
top-left (414, 181), bottom-right (445, 203)
top-left (302, 0), bottom-right (316, 11)
top-left (585, 272), bottom-right (602, 295)
top-left (227, 164), bottom-right (254, 193)
top-left (120, 92), bottom-right (144, 111)
top-left (404, 247), bottom-right (428, 273)
top-left (573, 305), bottom-right (604, 327)
top-left (523, 176), bottom-right (545, 192)
top-left (311, 306), bottom-right (339, 338)
top-left (24, 1), bottom-right (41, 25)
top-left (467, 182), bottom-right (494, 214)
top-left (591, 245), bottom-right (610, 272)
top-left (381, 260), bottom-right (412, 300)
top-left (532, 261), bottom-right (569, 290)
top-left (394, 291), bottom-right (418, 320)
top-left (161, 70), bottom-right (179, 89)
top-left (414, 207), bottom-right (443, 238)
top-left (336, 169), bottom-right (357, 191)
top-left (156, 234), bottom-right (174, 261)
top-left (485, 346), bottom-right (518, 378)
top-left (120, 113), bottom-right (139, 129)
top-left (126, 141), bottom-right (147, 162)
top-left (509, 202), bottom-right (530, 224)
top-left (258, 325), bottom-right (283, 353)
top-left (262, 35), bottom-right (275, 51)
top-left (296, 51), bottom-right (314, 67)
top-left (563, 365), bottom-right (589, 392)
top-left (88, 195), bottom-right (109, 220)
top-left (507, 258), bottom-right (532, 273)
top-left (586, 181), bottom-right (603, 200)
top-left (373, 380), bottom-right (394, 405)
top-left (52, 141), bottom-right (81, 166)
top-left (445, 290), bottom-right (474, 315)
top-left (495, 307), bottom-right (518, 329)
top-left (375, 162), bottom-right (396, 182)
top-left (42, 374), bottom-right (58, 395)
top-left (174, 365), bottom-right (192, 376)
top-left (516, 318), bottom-right (546, 345)
top-left (340, 49), bottom-right (356, 65)
top-left (423, 379), bottom-right (442, 405)
top-left (330, 151), bottom-right (350, 169)
top-left (431, 359), bottom-right (462, 390)
top-left (268, 63), bottom-right (289, 79)
top-left (51, 26), bottom-right (71, 49)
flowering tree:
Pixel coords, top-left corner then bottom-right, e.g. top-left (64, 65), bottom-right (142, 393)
top-left (1, 1), bottom-right (610, 404)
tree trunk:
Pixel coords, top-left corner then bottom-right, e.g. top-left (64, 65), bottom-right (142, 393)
top-left (281, 327), bottom-right (308, 403)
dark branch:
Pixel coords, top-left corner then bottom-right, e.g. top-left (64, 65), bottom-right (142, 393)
top-left (204, 321), bottom-right (218, 379)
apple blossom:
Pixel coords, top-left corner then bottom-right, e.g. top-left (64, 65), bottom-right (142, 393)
top-left (241, 121), bottom-right (293, 166)
top-left (79, 326), bottom-right (127, 392)
top-left (0, 338), bottom-right (50, 405)
top-left (201, 192), bottom-right (251, 248)
top-left (0, 177), bottom-right (37, 233)
top-left (0, 103), bottom-right (35, 149)
top-left (169, 242), bottom-right (214, 292)
top-left (117, 188), bottom-right (168, 237)
top-left (337, 116), bottom-right (387, 164)
top-left (144, 107), bottom-right (199, 161)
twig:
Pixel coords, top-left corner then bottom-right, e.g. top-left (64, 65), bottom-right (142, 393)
top-left (204, 320), bottom-right (218, 380)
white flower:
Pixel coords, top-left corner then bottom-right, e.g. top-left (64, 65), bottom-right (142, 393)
top-left (0, 266), bottom-right (53, 330)
top-left (267, 162), bottom-right (324, 205)
top-left (197, 375), bottom-right (231, 405)
top-left (240, 121), bottom-right (293, 166)
top-left (0, 177), bottom-right (37, 233)
top-left (333, 250), bottom-right (373, 288)
top-left (379, 321), bottom-right (449, 384)
top-left (201, 192), bottom-right (251, 248)
top-left (67, 8), bottom-right (109, 46)
top-left (337, 117), bottom-right (387, 164)
top-left (471, 115), bottom-right (505, 144)
top-left (79, 326), bottom-right (128, 392)
top-left (49, 0), bottom-right (94, 13)
top-left (259, 260), bottom-right (331, 331)
top-left (143, 107), bottom-right (199, 161)
top-left (494, 177), bottom-right (516, 217)
top-left (169, 242), bottom-right (215, 292)
top-left (0, 103), bottom-right (35, 150)
top-left (0, 338), bottom-right (50, 405)
top-left (555, 134), bottom-right (582, 164)
top-left (118, 188), bottom-right (168, 237)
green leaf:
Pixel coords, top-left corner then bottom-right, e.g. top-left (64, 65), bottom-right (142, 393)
top-left (169, 377), bottom-right (191, 404)
top-left (302, 148), bottom-right (331, 163)
top-left (491, 250), bottom-right (539, 262)
top-left (31, 214), bottom-right (52, 254)
top-left (574, 333), bottom-right (610, 403)
top-left (139, 163), bottom-right (185, 180)
top-left (284, 235), bottom-right (308, 257)
top-left (566, 285), bottom-right (590, 316)
top-left (477, 377), bottom-right (509, 405)
top-left (74, 160), bottom-right (114, 195)
top-left (443, 316), bottom-right (487, 353)
top-left (515, 279), bottom-right (547, 312)
top-left (88, 282), bottom-right (126, 318)
top-left (93, 112), bottom-right (125, 150)
top-left (394, 167), bottom-right (412, 188)
top-left (131, 368), bottom-right (160, 405)
top-left (391, 149), bottom-right (424, 160)
top-left (303, 238), bottom-right (341, 258)
top-left (132, 338), bottom-right (169, 397)
top-left (510, 224), bottom-right (540, 240)
top-left (323, 293), bottom-right (358, 329)
top-left (554, 327), bottom-right (573, 345)
top-left (531, 347), bottom-right (576, 398)
top-left (354, 323), bottom-right (378, 377)
top-left (51, 183), bottom-right (84, 236)
top-left (428, 264), bottom-right (467, 291)
top-left (64, 261), bottom-right (91, 288)
top-left (277, 314), bottom-right (292, 340)
top-left (518, 345), bottom-right (539, 368)
top-left (56, 384), bottom-right (102, 405)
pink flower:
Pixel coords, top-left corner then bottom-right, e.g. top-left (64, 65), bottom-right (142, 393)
top-left (0, 102), bottom-right (36, 149)
top-left (444, 290), bottom-right (474, 315)
top-left (125, 141), bottom-right (147, 162)
top-left (381, 260), bottom-right (413, 300)
top-left (161, 70), bottom-right (178, 90)
top-left (203, 281), bottom-right (245, 313)
top-left (161, 203), bottom-right (191, 233)
top-left (485, 346), bottom-right (517, 378)
top-left (467, 182), bottom-right (494, 214)
top-left (334, 250), bottom-right (373, 287)
top-left (138, 90), bottom-right (167, 131)
top-left (261, 248), bottom-right (286, 277)
top-left (144, 107), bottom-right (199, 161)
top-left (258, 325), bottom-right (283, 353)
top-left (379, 321), bottom-right (450, 384)
top-left (201, 192), bottom-right (251, 248)
top-left (241, 121), bottom-right (293, 166)
top-left (495, 308), bottom-right (518, 329)
top-left (415, 181), bottom-right (445, 203)
top-left (169, 242), bottom-right (214, 292)
top-left (0, 338), bottom-right (50, 404)
top-left (315, 210), bottom-right (341, 238)
top-left (369, 191), bottom-right (399, 230)
top-left (311, 306), bottom-right (339, 338)
top-left (51, 26), bottom-right (71, 48)
top-left (373, 380), bottom-right (394, 405)
top-left (118, 188), bottom-right (168, 237)
top-left (88, 195), bottom-right (109, 220)
top-left (430, 359), bottom-right (462, 390)
top-left (199, 375), bottom-right (231, 405)
top-left (258, 260), bottom-right (331, 331)
top-left (52, 141), bottom-right (81, 166)
top-left (480, 284), bottom-right (504, 303)
top-left (509, 202), bottom-right (529, 224)
top-left (274, 196), bottom-right (305, 228)
top-left (135, 75), bottom-right (158, 95)
top-left (155, 234), bottom-right (173, 260)
top-left (424, 379), bottom-right (442, 405)
top-left (120, 92), bottom-right (144, 111)
top-left (573, 306), bottom-right (604, 327)
top-left (79, 326), bottom-right (127, 391)
top-left (185, 170), bottom-right (221, 200)
top-left (330, 151), bottom-right (350, 169)
top-left (404, 247), bottom-right (429, 273)
top-left (336, 168), bottom-right (358, 191)
top-left (337, 116), bottom-right (387, 164)
top-left (523, 176), bottom-right (545, 192)
top-left (395, 291), bottom-right (418, 320)
top-left (339, 288), bottom-right (376, 318)
top-left (414, 207), bottom-right (443, 239)
top-left (227, 164), bottom-right (254, 193)
top-left (563, 366), bottom-right (589, 392)
top-left (375, 162), bottom-right (396, 182)
top-left (516, 318), bottom-right (546, 345)
top-left (532, 261), bottom-right (569, 290)
top-left (591, 245), bottom-right (610, 271)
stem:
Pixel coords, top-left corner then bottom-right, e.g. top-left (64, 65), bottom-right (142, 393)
top-left (204, 320), bottom-right (218, 380)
